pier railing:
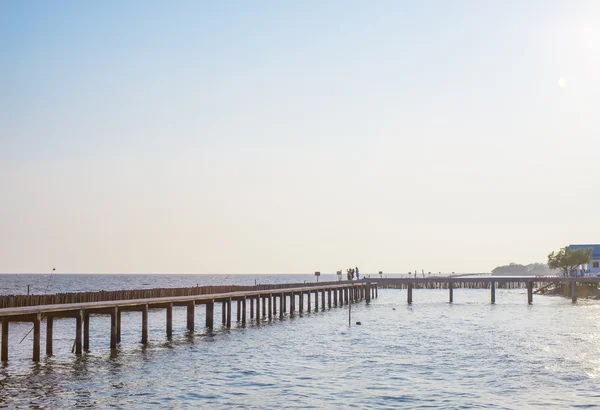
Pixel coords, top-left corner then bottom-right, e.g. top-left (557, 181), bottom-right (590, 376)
top-left (0, 281), bottom-right (346, 309)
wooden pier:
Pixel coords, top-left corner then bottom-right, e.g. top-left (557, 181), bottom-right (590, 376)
top-left (0, 282), bottom-right (376, 362)
top-left (374, 276), bottom-right (599, 305)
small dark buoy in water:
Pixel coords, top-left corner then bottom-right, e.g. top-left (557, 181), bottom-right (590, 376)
top-left (356, 321), bottom-right (361, 325)
top-left (392, 308), bottom-right (396, 310)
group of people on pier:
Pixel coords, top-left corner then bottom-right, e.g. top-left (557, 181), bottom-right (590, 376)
top-left (346, 267), bottom-right (360, 280)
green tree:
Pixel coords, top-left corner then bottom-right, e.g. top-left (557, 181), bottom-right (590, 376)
top-left (547, 246), bottom-right (592, 276)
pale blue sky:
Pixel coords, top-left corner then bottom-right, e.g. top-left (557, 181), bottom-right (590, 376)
top-left (1, 1), bottom-right (599, 273)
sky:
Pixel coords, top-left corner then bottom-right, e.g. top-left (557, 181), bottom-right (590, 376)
top-left (1, 0), bottom-right (599, 274)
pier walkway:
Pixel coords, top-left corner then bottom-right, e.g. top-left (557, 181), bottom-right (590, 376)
top-left (0, 282), bottom-right (376, 362)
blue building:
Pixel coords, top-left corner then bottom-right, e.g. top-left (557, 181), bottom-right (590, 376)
top-left (569, 244), bottom-right (600, 275)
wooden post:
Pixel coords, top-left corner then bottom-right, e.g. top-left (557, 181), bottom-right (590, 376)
top-left (334, 288), bottom-right (338, 306)
top-left (46, 316), bottom-right (54, 356)
top-left (299, 292), bottom-right (304, 313)
top-left (262, 296), bottom-right (267, 318)
top-left (116, 309), bottom-right (121, 343)
top-left (226, 298), bottom-right (232, 328)
top-left (272, 294), bottom-right (277, 316)
top-left (33, 312), bottom-right (41, 362)
top-left (1, 319), bottom-right (8, 362)
top-left (241, 298), bottom-right (247, 326)
top-left (491, 281), bottom-right (496, 304)
top-left (408, 283), bottom-right (413, 304)
top-left (307, 291), bottom-right (311, 312)
top-left (571, 280), bottom-right (578, 303)
top-left (322, 289), bottom-right (326, 309)
top-left (236, 300), bottom-right (241, 322)
top-left (75, 310), bottom-right (83, 355)
top-left (141, 304), bottom-right (148, 345)
top-left (315, 290), bottom-right (319, 311)
top-left (256, 296), bottom-right (261, 324)
top-left (250, 298), bottom-right (254, 319)
top-left (222, 301), bottom-right (226, 325)
top-left (328, 289), bottom-right (332, 308)
top-left (206, 300), bottom-right (214, 328)
top-left (449, 282), bottom-right (453, 303)
top-left (366, 283), bottom-right (371, 304)
top-left (166, 302), bottom-right (173, 339)
top-left (527, 281), bottom-right (533, 305)
top-left (83, 311), bottom-right (90, 351)
top-left (268, 294), bottom-right (273, 320)
top-left (282, 293), bottom-right (287, 313)
top-left (110, 307), bottom-right (118, 349)
top-left (187, 302), bottom-right (195, 332)
top-left (375, 285), bottom-right (378, 298)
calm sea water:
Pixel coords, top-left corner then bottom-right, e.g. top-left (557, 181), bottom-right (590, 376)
top-left (2, 274), bottom-right (600, 408)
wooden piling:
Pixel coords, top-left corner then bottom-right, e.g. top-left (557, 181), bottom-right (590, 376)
top-left (268, 295), bottom-right (273, 320)
top-left (1, 319), bottom-right (7, 361)
top-left (46, 316), bottom-right (54, 356)
top-left (256, 296), bottom-right (261, 324)
top-left (187, 302), bottom-right (195, 331)
top-left (449, 282), bottom-right (453, 303)
top-left (141, 304), bottom-right (148, 345)
top-left (110, 307), bottom-right (118, 349)
top-left (206, 300), bottom-right (214, 328)
top-left (236, 300), bottom-right (241, 322)
top-left (279, 293), bottom-right (284, 318)
top-left (491, 281), bottom-right (496, 304)
top-left (83, 311), bottom-right (90, 351)
top-left (571, 281), bottom-right (578, 303)
top-left (307, 291), bottom-right (311, 312)
top-left (262, 296), bottom-right (267, 318)
top-left (334, 288), bottom-right (338, 306)
top-left (221, 301), bottom-right (226, 325)
top-left (75, 310), bottom-right (83, 355)
top-left (527, 281), bottom-right (533, 305)
top-left (407, 283), bottom-right (413, 304)
top-left (226, 298), bottom-right (232, 328)
top-left (241, 298), bottom-right (247, 326)
top-left (315, 290), bottom-right (319, 311)
top-left (328, 290), bottom-right (332, 308)
top-left (166, 302), bottom-right (173, 339)
top-left (250, 298), bottom-right (254, 319)
top-left (33, 312), bottom-right (41, 361)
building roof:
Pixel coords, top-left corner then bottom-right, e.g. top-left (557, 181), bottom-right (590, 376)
top-left (569, 244), bottom-right (600, 259)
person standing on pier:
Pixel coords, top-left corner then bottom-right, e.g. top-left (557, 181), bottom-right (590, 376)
top-left (355, 267), bottom-right (360, 280)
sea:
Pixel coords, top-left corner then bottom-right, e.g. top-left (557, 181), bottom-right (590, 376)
top-left (1, 274), bottom-right (600, 409)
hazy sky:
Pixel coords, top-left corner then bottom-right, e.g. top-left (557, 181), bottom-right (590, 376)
top-left (1, 1), bottom-right (599, 274)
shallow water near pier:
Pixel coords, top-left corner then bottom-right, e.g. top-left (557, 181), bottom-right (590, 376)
top-left (2, 275), bottom-right (600, 408)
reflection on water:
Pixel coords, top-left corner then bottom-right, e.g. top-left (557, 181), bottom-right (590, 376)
top-left (2, 286), bottom-right (600, 408)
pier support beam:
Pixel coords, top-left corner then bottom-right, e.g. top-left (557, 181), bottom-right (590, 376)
top-left (141, 304), bottom-right (148, 345)
top-left (279, 293), bottom-right (284, 318)
top-left (366, 283), bottom-right (371, 304)
top-left (273, 295), bottom-right (277, 316)
top-left (449, 282), bottom-right (453, 303)
top-left (334, 288), bottom-right (338, 306)
top-left (527, 281), bottom-right (533, 305)
top-left (250, 298), bottom-right (254, 319)
top-left (46, 316), bottom-right (54, 356)
top-left (83, 312), bottom-right (90, 351)
top-left (222, 301), bottom-right (226, 325)
top-left (290, 294), bottom-right (294, 316)
top-left (187, 302), bottom-right (195, 332)
top-left (491, 281), bottom-right (496, 304)
top-left (262, 296), bottom-right (267, 318)
top-left (407, 283), bottom-right (413, 305)
top-left (236, 300), bottom-right (241, 322)
top-left (256, 296), bottom-right (261, 324)
top-left (299, 292), bottom-right (304, 313)
top-left (268, 295), bottom-right (273, 320)
top-left (116, 309), bottom-right (121, 344)
top-left (314, 290), bottom-right (319, 311)
top-left (322, 290), bottom-right (326, 309)
top-left (110, 307), bottom-right (118, 349)
top-left (328, 290), bottom-right (332, 308)
top-left (1, 320), bottom-right (7, 362)
top-left (75, 310), bottom-right (83, 355)
top-left (166, 302), bottom-right (173, 339)
top-left (33, 313), bottom-right (41, 362)
top-left (226, 298), bottom-right (232, 328)
top-left (206, 300), bottom-right (214, 328)
top-left (307, 291), bottom-right (311, 312)
top-left (241, 298), bottom-right (247, 326)
top-left (571, 281), bottom-right (578, 303)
